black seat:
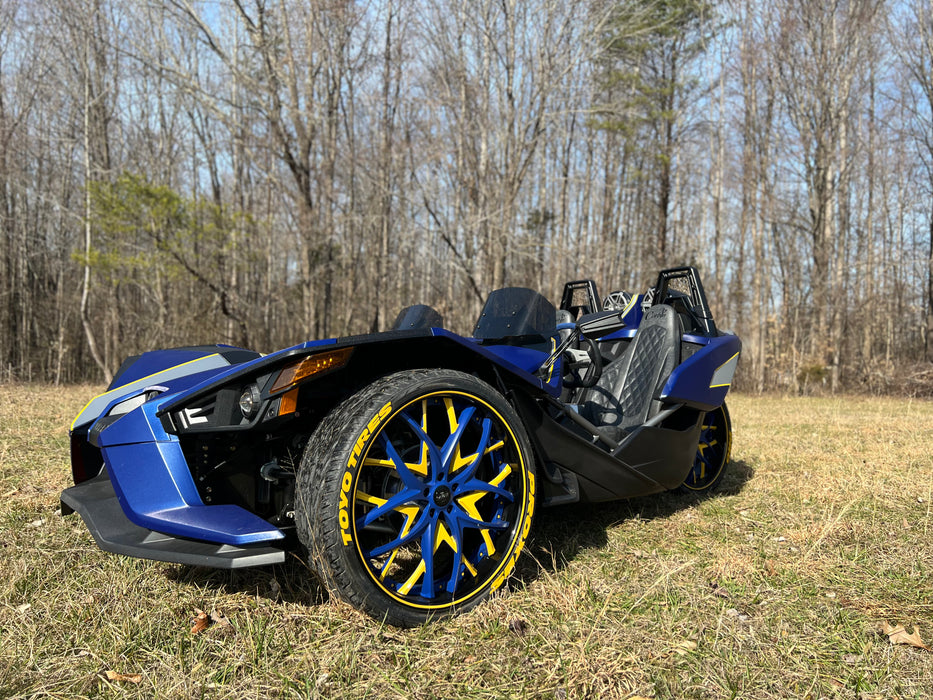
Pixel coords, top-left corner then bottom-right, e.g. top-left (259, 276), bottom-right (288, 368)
top-left (577, 304), bottom-right (682, 438)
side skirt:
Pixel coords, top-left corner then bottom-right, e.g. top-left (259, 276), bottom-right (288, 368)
top-left (512, 392), bottom-right (701, 503)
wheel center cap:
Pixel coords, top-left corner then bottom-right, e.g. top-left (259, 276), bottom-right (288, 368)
top-left (433, 485), bottom-right (452, 507)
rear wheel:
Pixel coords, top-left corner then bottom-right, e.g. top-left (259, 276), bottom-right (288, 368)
top-left (679, 403), bottom-right (732, 493)
top-left (296, 369), bottom-right (536, 626)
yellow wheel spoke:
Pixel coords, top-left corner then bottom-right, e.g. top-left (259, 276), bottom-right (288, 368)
top-left (398, 559), bottom-right (425, 595)
top-left (356, 491), bottom-right (386, 507)
top-left (394, 519), bottom-right (465, 592)
top-left (362, 457), bottom-right (395, 469)
top-left (444, 398), bottom-right (470, 473)
top-left (457, 492), bottom-right (496, 556)
top-left (418, 399), bottom-right (430, 472)
top-left (485, 439), bottom-right (505, 455)
top-left (435, 521), bottom-right (457, 552)
top-left (444, 398), bottom-right (458, 433)
top-left (362, 455), bottom-right (429, 477)
top-left (452, 450), bottom-right (474, 472)
top-left (379, 504), bottom-right (421, 580)
top-left (453, 439), bottom-right (506, 474)
top-left (490, 463), bottom-right (512, 488)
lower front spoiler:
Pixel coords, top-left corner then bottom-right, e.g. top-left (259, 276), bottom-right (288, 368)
top-left (61, 469), bottom-right (286, 569)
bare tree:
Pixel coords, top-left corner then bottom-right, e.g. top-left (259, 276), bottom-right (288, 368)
top-left (768, 0), bottom-right (881, 391)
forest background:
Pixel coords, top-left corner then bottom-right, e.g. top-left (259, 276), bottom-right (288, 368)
top-left (0, 0), bottom-right (931, 395)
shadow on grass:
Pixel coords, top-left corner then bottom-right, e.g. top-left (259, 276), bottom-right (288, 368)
top-left (518, 459), bottom-right (755, 580)
top-left (165, 460), bottom-right (754, 608)
top-left (165, 552), bottom-right (330, 607)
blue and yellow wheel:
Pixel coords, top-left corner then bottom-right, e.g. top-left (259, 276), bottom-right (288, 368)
top-left (679, 403), bottom-right (732, 492)
top-left (296, 369), bottom-right (536, 626)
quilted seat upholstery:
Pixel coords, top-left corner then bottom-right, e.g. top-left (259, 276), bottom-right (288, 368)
top-left (578, 303), bottom-right (682, 435)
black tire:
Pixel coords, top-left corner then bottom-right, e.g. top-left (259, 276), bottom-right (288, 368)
top-left (295, 369), bottom-right (537, 626)
top-left (678, 402), bottom-right (732, 493)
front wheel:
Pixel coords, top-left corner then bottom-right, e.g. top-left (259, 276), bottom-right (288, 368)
top-left (296, 369), bottom-right (536, 626)
top-left (679, 403), bottom-right (732, 493)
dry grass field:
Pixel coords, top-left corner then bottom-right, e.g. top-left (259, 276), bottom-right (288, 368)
top-left (0, 384), bottom-right (931, 699)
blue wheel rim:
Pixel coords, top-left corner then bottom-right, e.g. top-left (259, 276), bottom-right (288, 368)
top-left (683, 404), bottom-right (731, 491)
top-left (350, 391), bottom-right (529, 609)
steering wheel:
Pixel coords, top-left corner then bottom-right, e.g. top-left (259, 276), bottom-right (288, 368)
top-left (562, 335), bottom-right (603, 389)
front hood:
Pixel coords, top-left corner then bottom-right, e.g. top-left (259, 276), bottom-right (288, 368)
top-left (71, 345), bottom-right (263, 431)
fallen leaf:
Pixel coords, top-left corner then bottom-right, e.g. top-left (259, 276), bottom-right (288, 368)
top-left (26, 518), bottom-right (45, 528)
top-left (209, 610), bottom-right (235, 636)
top-left (674, 640), bottom-right (698, 655)
top-left (15, 603), bottom-right (31, 613)
top-left (508, 618), bottom-right (529, 636)
top-left (103, 670), bottom-right (142, 684)
top-left (709, 581), bottom-right (730, 599)
top-left (765, 560), bottom-right (776, 577)
top-left (879, 621), bottom-right (930, 651)
top-left (378, 630), bottom-right (404, 644)
top-left (190, 609), bottom-right (209, 635)
top-left (209, 610), bottom-right (230, 627)
top-left (725, 608), bottom-right (750, 622)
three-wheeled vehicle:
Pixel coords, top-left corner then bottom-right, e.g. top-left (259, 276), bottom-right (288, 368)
top-left (63, 266), bottom-right (740, 626)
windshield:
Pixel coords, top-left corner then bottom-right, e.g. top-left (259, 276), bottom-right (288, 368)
top-left (390, 304), bottom-right (443, 330)
top-left (472, 287), bottom-right (556, 341)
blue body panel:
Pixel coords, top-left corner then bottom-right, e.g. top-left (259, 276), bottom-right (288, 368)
top-left (661, 334), bottom-right (741, 411)
top-left (113, 347), bottom-right (233, 387)
top-left (430, 329), bottom-right (560, 397)
top-left (95, 398), bottom-right (284, 545)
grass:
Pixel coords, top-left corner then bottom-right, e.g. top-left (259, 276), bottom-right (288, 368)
top-left (1, 385), bottom-right (931, 699)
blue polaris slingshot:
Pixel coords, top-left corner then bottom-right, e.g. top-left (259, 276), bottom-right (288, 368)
top-left (63, 266), bottom-right (740, 626)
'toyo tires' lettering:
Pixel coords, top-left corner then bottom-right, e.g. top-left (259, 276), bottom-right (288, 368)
top-left (339, 401), bottom-right (392, 545)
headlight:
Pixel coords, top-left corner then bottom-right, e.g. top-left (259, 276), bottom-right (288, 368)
top-left (238, 384), bottom-right (261, 419)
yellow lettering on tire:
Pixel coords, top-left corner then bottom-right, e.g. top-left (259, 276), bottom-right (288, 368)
top-left (340, 402), bottom-right (392, 545)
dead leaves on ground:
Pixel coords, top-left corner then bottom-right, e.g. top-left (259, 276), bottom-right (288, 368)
top-left (879, 621), bottom-right (930, 652)
top-left (508, 617), bottom-right (529, 636)
top-left (190, 608), bottom-right (235, 637)
top-left (101, 670), bottom-right (142, 684)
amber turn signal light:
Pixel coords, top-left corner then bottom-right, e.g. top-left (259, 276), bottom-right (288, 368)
top-left (270, 347), bottom-right (353, 393)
